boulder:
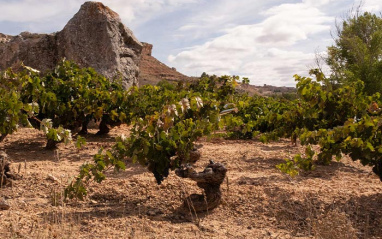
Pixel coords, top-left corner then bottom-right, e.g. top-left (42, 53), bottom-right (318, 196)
top-left (0, 1), bottom-right (142, 89)
top-left (57, 2), bottom-right (142, 89)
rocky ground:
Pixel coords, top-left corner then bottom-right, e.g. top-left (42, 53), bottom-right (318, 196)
top-left (0, 126), bottom-right (381, 239)
top-left (138, 43), bottom-right (192, 86)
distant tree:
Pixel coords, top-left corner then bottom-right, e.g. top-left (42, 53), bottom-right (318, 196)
top-left (241, 77), bottom-right (250, 88)
top-left (326, 11), bottom-right (382, 95)
top-left (241, 77), bottom-right (249, 84)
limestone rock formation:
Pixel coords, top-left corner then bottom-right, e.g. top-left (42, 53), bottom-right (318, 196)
top-left (0, 1), bottom-right (142, 89)
top-left (57, 2), bottom-right (142, 89)
top-left (0, 32), bottom-right (57, 72)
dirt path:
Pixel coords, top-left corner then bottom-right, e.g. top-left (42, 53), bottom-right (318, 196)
top-left (1, 126), bottom-right (381, 238)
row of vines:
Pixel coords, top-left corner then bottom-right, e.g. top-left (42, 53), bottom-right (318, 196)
top-left (1, 60), bottom-right (381, 202)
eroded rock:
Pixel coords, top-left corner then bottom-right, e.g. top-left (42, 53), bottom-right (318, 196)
top-left (0, 1), bottom-right (142, 89)
top-left (0, 198), bottom-right (10, 210)
top-left (139, 42), bottom-right (190, 85)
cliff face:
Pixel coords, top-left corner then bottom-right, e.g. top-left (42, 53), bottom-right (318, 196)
top-left (0, 1), bottom-right (142, 89)
top-left (138, 42), bottom-right (191, 85)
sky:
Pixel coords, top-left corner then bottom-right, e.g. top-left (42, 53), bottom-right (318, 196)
top-left (0, 0), bottom-right (381, 87)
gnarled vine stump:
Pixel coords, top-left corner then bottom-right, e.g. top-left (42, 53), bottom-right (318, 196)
top-left (0, 134), bottom-right (7, 142)
top-left (45, 139), bottom-right (58, 150)
top-left (372, 160), bottom-right (382, 181)
top-left (175, 160), bottom-right (227, 212)
top-left (1, 152), bottom-right (17, 186)
top-left (96, 119), bottom-right (110, 135)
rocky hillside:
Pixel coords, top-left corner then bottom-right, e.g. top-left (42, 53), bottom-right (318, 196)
top-left (137, 44), bottom-right (296, 97)
top-left (138, 42), bottom-right (192, 85)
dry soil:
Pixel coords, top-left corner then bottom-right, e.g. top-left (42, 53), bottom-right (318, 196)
top-left (0, 126), bottom-right (381, 239)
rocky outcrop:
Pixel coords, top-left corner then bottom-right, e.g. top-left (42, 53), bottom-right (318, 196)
top-left (0, 2), bottom-right (142, 89)
top-left (139, 42), bottom-right (191, 85)
top-left (57, 2), bottom-right (142, 89)
top-left (0, 32), bottom-right (58, 72)
top-left (142, 42), bottom-right (153, 56)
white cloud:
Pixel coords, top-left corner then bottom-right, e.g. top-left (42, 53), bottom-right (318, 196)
top-left (0, 0), bottom-right (80, 22)
top-left (1, 0), bottom-right (380, 86)
top-left (241, 49), bottom-right (316, 86)
top-left (362, 0), bottom-right (382, 12)
top-left (302, 0), bottom-right (333, 7)
top-left (168, 1), bottom-right (334, 86)
top-left (174, 0), bottom-right (275, 41)
top-left (258, 3), bottom-right (333, 45)
top-left (0, 0), bottom-right (197, 32)
top-left (107, 0), bottom-right (198, 26)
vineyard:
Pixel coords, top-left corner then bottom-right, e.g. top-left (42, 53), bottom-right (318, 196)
top-left (1, 11), bottom-right (382, 239)
top-left (0, 59), bottom-right (381, 238)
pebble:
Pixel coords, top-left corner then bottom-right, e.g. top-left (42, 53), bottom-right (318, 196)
top-left (0, 198), bottom-right (10, 210)
top-left (19, 200), bottom-right (27, 207)
top-left (147, 210), bottom-right (156, 216)
top-left (46, 174), bottom-right (59, 182)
